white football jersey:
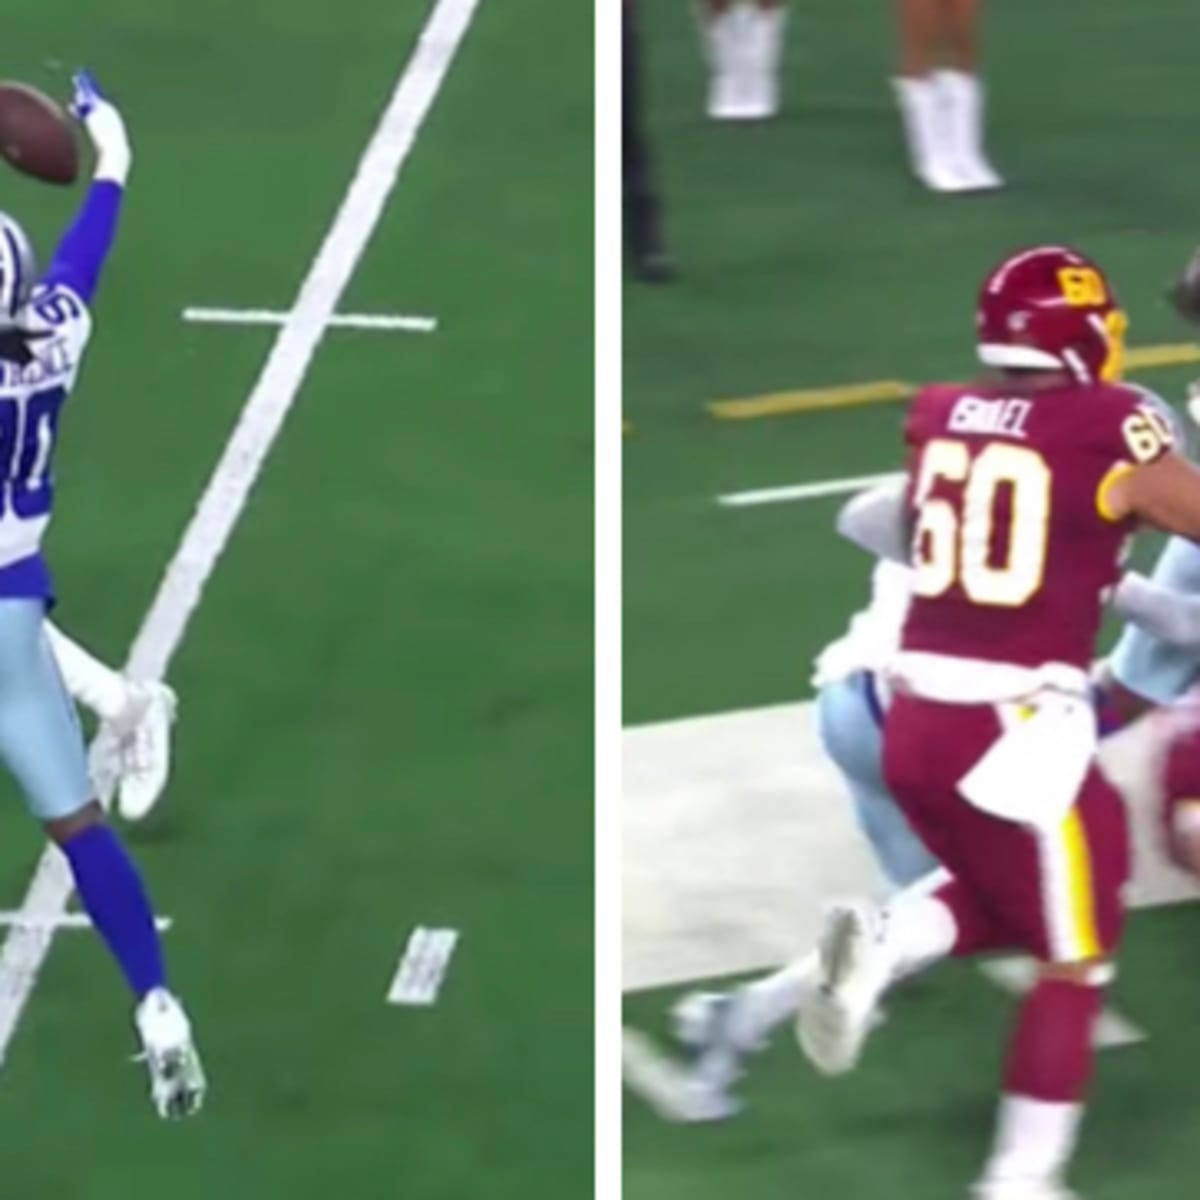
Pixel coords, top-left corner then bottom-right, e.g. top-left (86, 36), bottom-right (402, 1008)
top-left (812, 559), bottom-right (912, 688)
top-left (0, 283), bottom-right (92, 571)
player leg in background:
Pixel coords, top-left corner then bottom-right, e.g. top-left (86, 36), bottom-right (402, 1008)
top-left (0, 602), bottom-right (203, 1116)
top-left (671, 670), bottom-right (939, 1119)
top-left (816, 671), bottom-right (939, 887)
top-left (893, 0), bottom-right (1002, 193)
top-left (700, 0), bottom-right (786, 122)
top-left (797, 696), bottom-right (1127, 1200)
top-left (43, 621), bottom-right (177, 821)
top-left (624, 0), bottom-right (675, 283)
top-left (1158, 710), bottom-right (1200, 878)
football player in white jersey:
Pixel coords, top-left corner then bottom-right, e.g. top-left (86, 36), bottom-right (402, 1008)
top-left (0, 71), bottom-right (204, 1117)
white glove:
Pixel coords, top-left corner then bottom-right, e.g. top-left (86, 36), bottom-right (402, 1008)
top-left (70, 70), bottom-right (131, 185)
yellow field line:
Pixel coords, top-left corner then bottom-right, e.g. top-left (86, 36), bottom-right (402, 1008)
top-left (708, 343), bottom-right (1200, 421)
top-left (709, 379), bottom-right (914, 420)
top-left (1124, 343), bottom-right (1200, 370)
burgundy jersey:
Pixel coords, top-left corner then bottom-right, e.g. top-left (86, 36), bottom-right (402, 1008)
top-left (901, 379), bottom-right (1173, 670)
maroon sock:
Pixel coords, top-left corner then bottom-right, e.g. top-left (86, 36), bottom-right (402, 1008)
top-left (1004, 977), bottom-right (1103, 1102)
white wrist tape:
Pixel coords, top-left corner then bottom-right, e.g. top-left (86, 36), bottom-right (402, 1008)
top-left (86, 104), bottom-right (132, 185)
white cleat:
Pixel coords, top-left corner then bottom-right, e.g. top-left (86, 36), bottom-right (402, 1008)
top-left (114, 681), bottom-right (177, 821)
top-left (971, 1181), bottom-right (1079, 1200)
top-left (948, 152), bottom-right (1005, 192)
top-left (134, 988), bottom-right (206, 1119)
top-left (796, 901), bottom-right (892, 1075)
top-left (708, 70), bottom-right (773, 121)
top-left (916, 158), bottom-right (973, 193)
top-left (671, 991), bottom-right (748, 1120)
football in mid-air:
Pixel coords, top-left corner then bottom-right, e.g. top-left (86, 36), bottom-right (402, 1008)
top-left (0, 82), bottom-right (78, 186)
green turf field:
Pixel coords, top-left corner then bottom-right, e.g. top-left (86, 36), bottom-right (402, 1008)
top-left (0, 2), bottom-right (592, 1195)
top-left (624, 1), bottom-right (1200, 1196)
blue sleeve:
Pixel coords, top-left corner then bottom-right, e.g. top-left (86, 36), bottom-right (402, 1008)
top-left (40, 180), bottom-right (124, 303)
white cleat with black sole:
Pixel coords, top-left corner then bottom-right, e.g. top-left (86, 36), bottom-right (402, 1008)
top-left (796, 901), bottom-right (893, 1075)
top-left (135, 987), bottom-right (206, 1119)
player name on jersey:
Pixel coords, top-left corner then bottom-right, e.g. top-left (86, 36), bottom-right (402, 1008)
top-left (947, 395), bottom-right (1032, 439)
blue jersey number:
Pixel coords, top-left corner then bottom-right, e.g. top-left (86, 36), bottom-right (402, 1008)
top-left (33, 290), bottom-right (82, 328)
top-left (0, 387), bottom-right (66, 519)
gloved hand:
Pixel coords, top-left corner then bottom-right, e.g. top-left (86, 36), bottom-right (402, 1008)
top-left (69, 70), bottom-right (131, 185)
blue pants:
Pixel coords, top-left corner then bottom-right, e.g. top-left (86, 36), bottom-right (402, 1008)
top-left (1110, 535), bottom-right (1200, 705)
top-left (0, 600), bottom-right (90, 821)
top-left (815, 671), bottom-right (939, 889)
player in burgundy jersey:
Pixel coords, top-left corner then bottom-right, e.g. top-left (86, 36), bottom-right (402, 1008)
top-left (1151, 695), bottom-right (1200, 877)
top-left (791, 245), bottom-right (1200, 1200)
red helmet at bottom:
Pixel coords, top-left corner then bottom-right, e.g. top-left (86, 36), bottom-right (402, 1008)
top-left (976, 245), bottom-right (1128, 385)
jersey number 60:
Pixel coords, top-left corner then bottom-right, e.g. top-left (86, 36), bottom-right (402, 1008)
top-left (912, 439), bottom-right (1051, 608)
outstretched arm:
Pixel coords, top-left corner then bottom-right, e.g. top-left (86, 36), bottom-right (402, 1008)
top-left (41, 71), bottom-right (132, 303)
top-left (836, 476), bottom-right (910, 563)
top-left (1110, 571), bottom-right (1200, 648)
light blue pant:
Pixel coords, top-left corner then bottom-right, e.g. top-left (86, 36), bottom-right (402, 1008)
top-left (1110, 535), bottom-right (1200, 705)
top-left (815, 671), bottom-right (938, 889)
top-left (0, 600), bottom-right (90, 821)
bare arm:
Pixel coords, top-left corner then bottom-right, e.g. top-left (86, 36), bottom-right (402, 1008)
top-left (1103, 451), bottom-right (1200, 540)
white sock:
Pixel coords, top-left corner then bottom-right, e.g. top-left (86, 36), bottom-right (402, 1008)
top-left (43, 622), bottom-right (130, 721)
top-left (749, 6), bottom-right (786, 76)
top-left (884, 885), bottom-right (958, 979)
top-left (893, 75), bottom-right (950, 180)
top-left (727, 878), bottom-right (957, 1051)
top-left (728, 952), bottom-right (819, 1049)
top-left (936, 70), bottom-right (991, 169)
top-left (705, 4), bottom-right (743, 73)
top-left (980, 1094), bottom-right (1083, 1186)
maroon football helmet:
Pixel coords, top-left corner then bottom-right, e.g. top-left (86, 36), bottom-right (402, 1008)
top-left (976, 245), bottom-right (1127, 384)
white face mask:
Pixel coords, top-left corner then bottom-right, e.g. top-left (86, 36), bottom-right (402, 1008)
top-left (0, 216), bottom-right (35, 329)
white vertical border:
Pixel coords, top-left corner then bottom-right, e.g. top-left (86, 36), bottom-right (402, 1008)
top-left (595, 0), bottom-right (621, 1193)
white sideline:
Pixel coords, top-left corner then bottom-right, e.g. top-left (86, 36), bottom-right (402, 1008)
top-left (0, 0), bottom-right (482, 1067)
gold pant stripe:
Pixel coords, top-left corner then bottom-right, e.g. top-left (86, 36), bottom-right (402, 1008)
top-left (1061, 807), bottom-right (1102, 959)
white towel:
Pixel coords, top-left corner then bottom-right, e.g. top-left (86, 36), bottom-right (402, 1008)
top-left (959, 691), bottom-right (1097, 829)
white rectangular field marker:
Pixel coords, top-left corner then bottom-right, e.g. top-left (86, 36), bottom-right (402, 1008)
top-left (388, 926), bottom-right (460, 1006)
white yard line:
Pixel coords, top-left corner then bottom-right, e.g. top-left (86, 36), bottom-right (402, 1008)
top-left (0, 913), bottom-right (171, 932)
top-left (184, 307), bottom-right (439, 334)
top-left (717, 470), bottom-right (903, 508)
top-left (0, 0), bottom-right (482, 1068)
